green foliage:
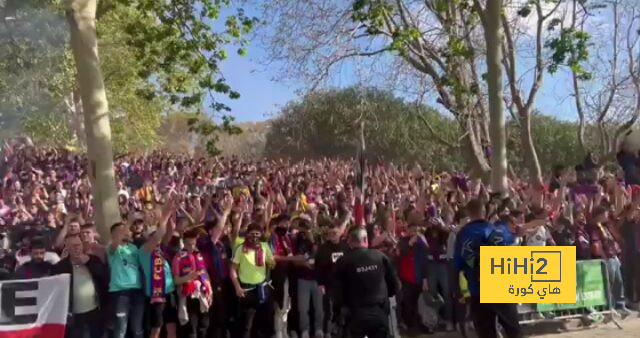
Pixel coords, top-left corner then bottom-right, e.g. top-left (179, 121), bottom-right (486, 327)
top-left (22, 111), bottom-right (75, 148)
top-left (448, 37), bottom-right (474, 59)
top-left (349, 0), bottom-right (480, 107)
top-left (507, 114), bottom-right (585, 173)
top-left (0, 0), bottom-right (253, 154)
top-left (103, 0), bottom-right (255, 153)
top-left (265, 88), bottom-right (586, 173)
top-left (265, 87), bottom-right (465, 170)
top-left (185, 114), bottom-right (242, 156)
top-left (351, 0), bottom-right (418, 56)
top-left (0, 3), bottom-right (71, 136)
top-left (109, 0), bottom-right (256, 114)
top-left (545, 28), bottom-right (592, 80)
top-left (98, 6), bottom-right (164, 154)
top-left (434, 0), bottom-right (449, 13)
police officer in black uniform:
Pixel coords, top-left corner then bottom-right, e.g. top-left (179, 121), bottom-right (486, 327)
top-left (333, 227), bottom-right (398, 338)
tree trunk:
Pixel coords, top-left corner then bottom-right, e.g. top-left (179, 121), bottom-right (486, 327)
top-left (484, 0), bottom-right (508, 195)
top-left (462, 119), bottom-right (491, 182)
top-left (520, 111), bottom-right (543, 187)
top-left (67, 0), bottom-right (120, 242)
top-left (71, 86), bottom-right (86, 148)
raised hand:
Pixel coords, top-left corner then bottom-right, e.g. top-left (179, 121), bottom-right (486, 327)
top-left (221, 193), bottom-right (234, 214)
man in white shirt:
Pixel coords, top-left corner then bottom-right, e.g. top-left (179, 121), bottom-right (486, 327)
top-left (525, 225), bottom-right (553, 246)
top-left (53, 233), bottom-right (109, 338)
top-left (523, 209), bottom-right (556, 246)
top-left (523, 212), bottom-right (556, 247)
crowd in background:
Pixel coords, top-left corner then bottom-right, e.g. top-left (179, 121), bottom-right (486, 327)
top-left (1, 141), bottom-right (640, 338)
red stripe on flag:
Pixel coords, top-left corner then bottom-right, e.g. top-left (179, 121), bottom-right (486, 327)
top-left (0, 324), bottom-right (66, 338)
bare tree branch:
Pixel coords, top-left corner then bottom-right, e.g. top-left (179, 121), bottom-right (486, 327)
top-left (523, 0), bottom-right (550, 112)
top-left (596, 0), bottom-right (619, 124)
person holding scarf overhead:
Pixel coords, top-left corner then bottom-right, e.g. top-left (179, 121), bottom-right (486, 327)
top-left (231, 222), bottom-right (276, 338)
top-left (136, 192), bottom-right (180, 338)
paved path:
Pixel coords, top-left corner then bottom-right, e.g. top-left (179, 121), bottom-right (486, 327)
top-left (534, 317), bottom-right (640, 338)
top-left (420, 316), bottom-right (640, 338)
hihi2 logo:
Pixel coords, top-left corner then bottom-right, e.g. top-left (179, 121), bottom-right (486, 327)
top-left (480, 246), bottom-right (576, 303)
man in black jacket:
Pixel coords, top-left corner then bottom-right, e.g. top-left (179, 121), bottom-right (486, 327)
top-left (0, 247), bottom-right (16, 281)
top-left (52, 233), bottom-right (109, 338)
top-left (14, 237), bottom-right (53, 279)
top-left (334, 228), bottom-right (398, 338)
top-left (315, 224), bottom-right (348, 337)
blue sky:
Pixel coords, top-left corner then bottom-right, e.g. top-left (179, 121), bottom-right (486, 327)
top-left (218, 43), bottom-right (578, 123)
top-left (212, 3), bottom-right (301, 123)
top-left (214, 2), bottom-right (582, 124)
top-left (216, 49), bottom-right (298, 122)
top-left (218, 52), bottom-right (365, 122)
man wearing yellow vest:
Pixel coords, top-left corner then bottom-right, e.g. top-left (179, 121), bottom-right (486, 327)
top-left (231, 222), bottom-right (276, 338)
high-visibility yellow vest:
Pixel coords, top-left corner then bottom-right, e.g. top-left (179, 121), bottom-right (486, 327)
top-left (459, 271), bottom-right (470, 298)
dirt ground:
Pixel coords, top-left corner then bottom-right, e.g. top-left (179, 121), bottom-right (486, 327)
top-left (533, 316), bottom-right (640, 338)
top-left (422, 314), bottom-right (640, 338)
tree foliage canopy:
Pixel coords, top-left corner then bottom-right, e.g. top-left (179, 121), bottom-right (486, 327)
top-left (265, 87), bottom-right (456, 167)
top-left (253, 0), bottom-right (640, 180)
top-left (265, 87), bottom-right (584, 175)
top-left (0, 0), bottom-right (254, 154)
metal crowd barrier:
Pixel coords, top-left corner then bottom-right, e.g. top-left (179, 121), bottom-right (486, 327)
top-left (516, 259), bottom-right (621, 328)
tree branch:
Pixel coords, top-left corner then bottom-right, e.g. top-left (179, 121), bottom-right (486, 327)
top-left (612, 7), bottom-right (640, 153)
top-left (597, 0), bottom-right (619, 123)
top-left (501, 14), bottom-right (524, 112)
top-left (310, 48), bottom-right (391, 90)
top-left (415, 110), bottom-right (458, 149)
top-left (523, 0), bottom-right (548, 111)
top-left (471, 0), bottom-right (487, 28)
top-left (573, 71), bottom-right (588, 152)
top-left (570, 0), bottom-right (588, 153)
top-left (542, 0), bottom-right (564, 21)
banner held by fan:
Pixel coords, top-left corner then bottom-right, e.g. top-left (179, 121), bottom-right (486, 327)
top-left (0, 274), bottom-right (70, 338)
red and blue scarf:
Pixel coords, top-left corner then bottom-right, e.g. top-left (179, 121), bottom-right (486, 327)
top-left (150, 248), bottom-right (167, 304)
top-left (210, 241), bottom-right (228, 282)
top-left (243, 240), bottom-right (264, 267)
top-left (173, 250), bottom-right (210, 296)
top-left (270, 232), bottom-right (292, 257)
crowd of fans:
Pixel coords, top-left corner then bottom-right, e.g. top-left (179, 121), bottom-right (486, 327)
top-left (1, 142), bottom-right (640, 338)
